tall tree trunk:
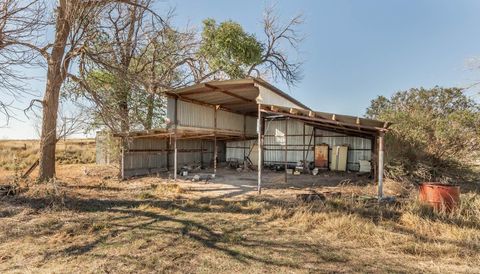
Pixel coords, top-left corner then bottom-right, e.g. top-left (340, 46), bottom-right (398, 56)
top-left (145, 93), bottom-right (154, 130)
top-left (118, 83), bottom-right (130, 132)
top-left (38, 1), bottom-right (70, 181)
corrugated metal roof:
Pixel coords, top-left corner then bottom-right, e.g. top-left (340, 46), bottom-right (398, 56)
top-left (122, 78), bottom-right (390, 138)
top-left (261, 104), bottom-right (391, 137)
top-left (166, 78), bottom-right (310, 113)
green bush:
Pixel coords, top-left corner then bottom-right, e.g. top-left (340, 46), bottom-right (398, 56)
top-left (366, 87), bottom-right (480, 183)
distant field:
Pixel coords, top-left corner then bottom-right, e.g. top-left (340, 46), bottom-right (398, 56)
top-left (0, 139), bottom-right (96, 171)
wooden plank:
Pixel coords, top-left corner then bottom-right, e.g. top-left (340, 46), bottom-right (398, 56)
top-left (21, 159), bottom-right (39, 179)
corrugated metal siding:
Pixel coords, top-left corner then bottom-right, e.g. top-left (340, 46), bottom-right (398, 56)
top-left (263, 119), bottom-right (314, 164)
top-left (315, 128), bottom-right (372, 171)
top-left (96, 132), bottom-right (119, 164)
top-left (123, 138), bottom-right (225, 178)
top-left (177, 100), bottom-right (214, 128)
top-left (225, 119), bottom-right (370, 171)
top-left (167, 97), bottom-right (176, 123)
top-left (257, 85), bottom-right (306, 109)
top-left (167, 99), bottom-right (255, 134)
top-left (96, 132), bottom-right (108, 164)
top-left (245, 116), bottom-right (257, 135)
top-left (226, 139), bottom-right (257, 160)
top-left (217, 110), bottom-right (243, 132)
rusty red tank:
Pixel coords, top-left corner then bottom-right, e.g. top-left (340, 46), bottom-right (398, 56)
top-left (419, 183), bottom-right (460, 212)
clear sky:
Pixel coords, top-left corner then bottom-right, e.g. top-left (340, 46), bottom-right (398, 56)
top-left (1, 0), bottom-right (480, 139)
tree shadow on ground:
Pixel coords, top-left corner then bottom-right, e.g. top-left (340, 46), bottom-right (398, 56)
top-left (1, 191), bottom-right (477, 272)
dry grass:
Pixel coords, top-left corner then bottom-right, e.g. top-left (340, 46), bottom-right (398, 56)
top-left (0, 161), bottom-right (479, 272)
top-left (0, 139), bottom-right (95, 171)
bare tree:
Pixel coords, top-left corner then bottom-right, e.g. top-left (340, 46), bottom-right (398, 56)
top-left (1, 0), bottom-right (161, 181)
top-left (0, 0), bottom-right (46, 125)
top-left (248, 6), bottom-right (304, 87)
top-left (69, 2), bottom-right (195, 132)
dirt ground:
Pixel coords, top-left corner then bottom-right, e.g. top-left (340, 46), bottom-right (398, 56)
top-left (0, 164), bottom-right (479, 273)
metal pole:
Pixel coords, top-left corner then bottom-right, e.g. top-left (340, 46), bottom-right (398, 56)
top-left (200, 140), bottom-right (204, 169)
top-left (214, 136), bottom-right (217, 174)
top-left (173, 97), bottom-right (178, 181)
top-left (120, 145), bottom-right (125, 180)
top-left (302, 122), bottom-right (306, 172)
top-left (174, 135), bottom-right (177, 181)
top-left (378, 133), bottom-right (384, 199)
top-left (214, 105), bottom-right (218, 175)
top-left (285, 118), bottom-right (288, 183)
top-left (257, 104), bottom-right (262, 194)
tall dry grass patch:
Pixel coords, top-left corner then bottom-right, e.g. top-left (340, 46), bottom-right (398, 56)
top-left (0, 139), bottom-right (95, 171)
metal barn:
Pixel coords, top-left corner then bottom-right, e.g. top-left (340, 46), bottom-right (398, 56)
top-left (108, 78), bottom-right (391, 197)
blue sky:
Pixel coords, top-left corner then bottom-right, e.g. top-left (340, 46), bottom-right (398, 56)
top-left (2, 0), bottom-right (480, 139)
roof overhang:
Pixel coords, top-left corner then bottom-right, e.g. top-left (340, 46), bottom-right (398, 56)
top-left (166, 78), bottom-right (309, 114)
top-left (261, 105), bottom-right (391, 137)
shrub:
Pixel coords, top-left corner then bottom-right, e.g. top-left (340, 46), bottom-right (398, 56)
top-left (366, 87), bottom-right (480, 183)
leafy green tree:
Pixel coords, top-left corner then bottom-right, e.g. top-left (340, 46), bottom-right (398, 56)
top-left (199, 19), bottom-right (263, 79)
top-left (367, 87), bottom-right (480, 182)
top-left (194, 7), bottom-right (304, 86)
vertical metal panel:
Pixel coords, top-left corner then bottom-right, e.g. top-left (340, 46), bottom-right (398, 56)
top-left (123, 138), bottom-right (225, 177)
top-left (315, 129), bottom-right (372, 171)
top-left (167, 97), bottom-right (176, 123)
top-left (245, 116), bottom-right (257, 135)
top-left (177, 100), bottom-right (214, 128)
top-left (95, 132), bottom-right (108, 164)
top-left (217, 110), bottom-right (244, 132)
top-left (226, 139), bottom-right (256, 160)
top-left (263, 119), bottom-right (313, 164)
top-left (257, 85), bottom-right (306, 109)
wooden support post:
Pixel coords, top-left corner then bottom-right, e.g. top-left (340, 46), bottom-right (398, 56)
top-left (285, 118), bottom-right (288, 183)
top-left (257, 103), bottom-right (262, 194)
top-left (378, 132), bottom-right (385, 199)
